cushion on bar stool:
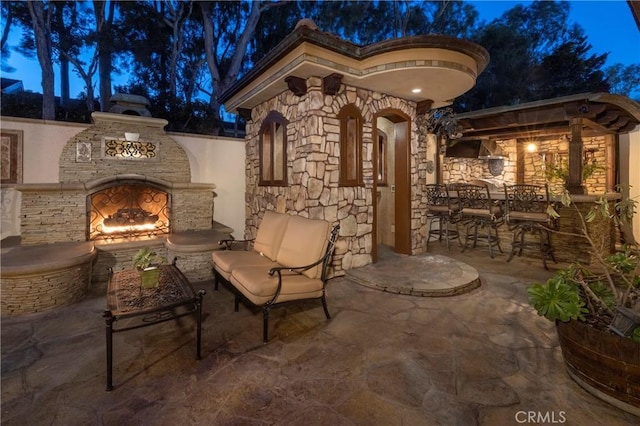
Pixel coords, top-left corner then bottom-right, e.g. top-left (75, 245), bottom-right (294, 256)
top-left (425, 184), bottom-right (461, 250)
top-left (456, 183), bottom-right (504, 258)
top-left (503, 183), bottom-right (556, 269)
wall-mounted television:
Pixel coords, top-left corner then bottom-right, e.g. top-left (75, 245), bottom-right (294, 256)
top-left (445, 140), bottom-right (481, 158)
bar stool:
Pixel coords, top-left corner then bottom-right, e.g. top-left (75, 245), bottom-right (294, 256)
top-left (503, 183), bottom-right (557, 269)
top-left (425, 184), bottom-right (461, 250)
top-left (457, 183), bottom-right (504, 258)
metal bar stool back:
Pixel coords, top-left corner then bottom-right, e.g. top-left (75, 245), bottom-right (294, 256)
top-left (457, 183), bottom-right (504, 258)
top-left (503, 183), bottom-right (557, 269)
top-left (425, 184), bottom-right (461, 250)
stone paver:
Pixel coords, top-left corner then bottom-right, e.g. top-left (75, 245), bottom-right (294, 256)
top-left (1, 245), bottom-right (638, 425)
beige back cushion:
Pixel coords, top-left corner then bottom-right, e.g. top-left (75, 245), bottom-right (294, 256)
top-left (253, 211), bottom-right (289, 261)
top-left (276, 215), bottom-right (330, 279)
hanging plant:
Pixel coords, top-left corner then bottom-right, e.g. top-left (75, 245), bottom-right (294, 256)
top-left (544, 156), bottom-right (605, 182)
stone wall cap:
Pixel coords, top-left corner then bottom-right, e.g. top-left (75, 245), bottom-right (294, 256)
top-left (1, 241), bottom-right (97, 276)
top-left (165, 229), bottom-right (233, 252)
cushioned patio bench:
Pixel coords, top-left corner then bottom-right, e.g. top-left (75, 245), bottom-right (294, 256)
top-left (211, 211), bottom-right (339, 342)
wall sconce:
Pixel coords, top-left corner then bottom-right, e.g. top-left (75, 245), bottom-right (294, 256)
top-left (124, 132), bottom-right (140, 142)
top-left (526, 142), bottom-right (537, 153)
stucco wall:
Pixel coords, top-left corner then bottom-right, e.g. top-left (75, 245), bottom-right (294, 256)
top-left (0, 116), bottom-right (246, 238)
top-left (619, 126), bottom-right (640, 243)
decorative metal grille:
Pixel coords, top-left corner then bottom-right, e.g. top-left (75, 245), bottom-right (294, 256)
top-left (103, 138), bottom-right (157, 159)
top-left (88, 183), bottom-right (170, 241)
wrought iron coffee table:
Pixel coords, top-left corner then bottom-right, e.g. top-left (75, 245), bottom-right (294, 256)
top-left (103, 261), bottom-right (205, 391)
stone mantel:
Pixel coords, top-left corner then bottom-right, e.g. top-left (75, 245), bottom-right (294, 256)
top-left (12, 175), bottom-right (216, 193)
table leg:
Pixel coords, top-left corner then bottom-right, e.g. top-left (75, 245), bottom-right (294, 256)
top-left (196, 289), bottom-right (206, 360)
top-left (103, 310), bottom-right (115, 391)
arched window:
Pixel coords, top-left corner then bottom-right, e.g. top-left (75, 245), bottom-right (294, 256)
top-left (259, 111), bottom-right (288, 186)
top-left (377, 129), bottom-right (388, 186)
top-left (338, 104), bottom-right (363, 186)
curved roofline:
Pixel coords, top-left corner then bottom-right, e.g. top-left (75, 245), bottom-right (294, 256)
top-left (456, 92), bottom-right (640, 122)
top-left (456, 92), bottom-right (640, 140)
top-left (219, 25), bottom-right (489, 105)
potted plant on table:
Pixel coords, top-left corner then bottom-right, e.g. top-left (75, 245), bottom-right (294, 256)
top-left (133, 247), bottom-right (162, 289)
top-left (527, 188), bottom-right (640, 414)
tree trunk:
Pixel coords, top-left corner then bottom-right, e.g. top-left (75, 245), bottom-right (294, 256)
top-left (28, 1), bottom-right (55, 120)
top-left (201, 1), bottom-right (283, 123)
top-left (60, 56), bottom-right (70, 107)
top-left (94, 0), bottom-right (115, 112)
top-left (164, 1), bottom-right (191, 100)
top-left (1, 4), bottom-right (13, 50)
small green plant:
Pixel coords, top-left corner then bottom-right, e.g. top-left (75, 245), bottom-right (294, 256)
top-left (528, 187), bottom-right (639, 336)
top-left (545, 157), bottom-right (604, 182)
top-left (527, 272), bottom-right (588, 322)
top-left (133, 247), bottom-right (159, 270)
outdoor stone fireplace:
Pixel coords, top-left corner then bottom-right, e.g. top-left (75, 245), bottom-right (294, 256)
top-left (87, 180), bottom-right (171, 242)
top-left (3, 103), bottom-right (219, 315)
top-left (14, 111), bottom-right (216, 249)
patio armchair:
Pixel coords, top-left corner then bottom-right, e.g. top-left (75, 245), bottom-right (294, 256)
top-left (212, 211), bottom-right (339, 342)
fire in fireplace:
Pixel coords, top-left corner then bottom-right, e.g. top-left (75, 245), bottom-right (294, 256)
top-left (88, 181), bottom-right (170, 241)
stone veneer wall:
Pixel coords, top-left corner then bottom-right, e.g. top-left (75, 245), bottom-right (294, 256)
top-left (442, 136), bottom-right (607, 195)
top-left (443, 139), bottom-right (517, 185)
top-left (17, 182), bottom-right (215, 245)
top-left (18, 185), bottom-right (87, 244)
top-left (243, 77), bottom-right (427, 275)
top-left (58, 113), bottom-right (191, 183)
top-left (2, 261), bottom-right (95, 315)
top-left (16, 113), bottom-right (215, 245)
top-left (522, 136), bottom-right (607, 194)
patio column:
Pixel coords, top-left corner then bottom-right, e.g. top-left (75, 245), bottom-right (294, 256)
top-left (605, 134), bottom-right (616, 193)
top-left (566, 117), bottom-right (586, 194)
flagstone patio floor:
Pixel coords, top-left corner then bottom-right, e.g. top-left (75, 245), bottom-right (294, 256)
top-left (1, 243), bottom-right (638, 425)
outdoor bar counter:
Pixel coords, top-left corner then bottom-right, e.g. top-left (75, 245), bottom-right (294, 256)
top-left (544, 192), bottom-right (620, 264)
top-left (447, 186), bottom-right (620, 266)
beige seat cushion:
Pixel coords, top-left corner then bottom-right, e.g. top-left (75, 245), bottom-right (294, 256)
top-left (253, 211), bottom-right (290, 261)
top-left (211, 250), bottom-right (277, 280)
top-left (462, 205), bottom-right (502, 218)
top-left (276, 216), bottom-right (331, 279)
top-left (230, 266), bottom-right (324, 306)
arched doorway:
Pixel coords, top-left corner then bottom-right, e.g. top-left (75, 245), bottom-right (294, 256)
top-left (372, 109), bottom-right (411, 261)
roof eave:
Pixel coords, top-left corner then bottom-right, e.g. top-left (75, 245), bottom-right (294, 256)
top-left (219, 27), bottom-right (489, 107)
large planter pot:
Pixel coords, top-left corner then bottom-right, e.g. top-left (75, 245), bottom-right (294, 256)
top-left (556, 320), bottom-right (640, 416)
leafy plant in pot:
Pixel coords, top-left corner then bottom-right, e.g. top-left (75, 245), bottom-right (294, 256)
top-left (133, 247), bottom-right (162, 289)
top-left (527, 188), bottom-right (640, 413)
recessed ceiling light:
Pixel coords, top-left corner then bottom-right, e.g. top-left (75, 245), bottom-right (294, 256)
top-left (411, 88), bottom-right (422, 94)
